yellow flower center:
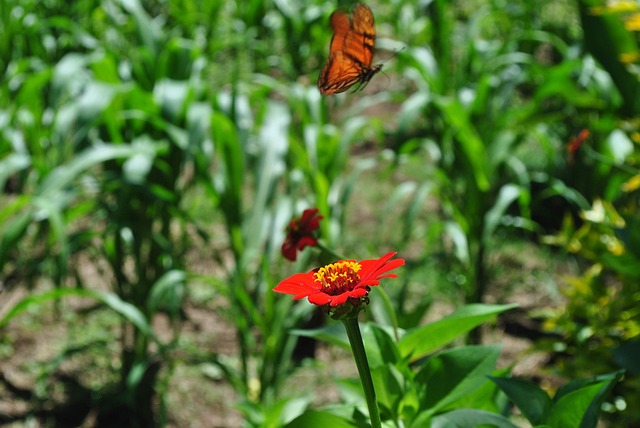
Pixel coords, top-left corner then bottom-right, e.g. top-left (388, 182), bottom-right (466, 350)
top-left (314, 261), bottom-right (362, 295)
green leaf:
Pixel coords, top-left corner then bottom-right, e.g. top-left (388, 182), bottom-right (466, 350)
top-left (146, 270), bottom-right (186, 316)
top-left (455, 367), bottom-right (511, 413)
top-left (37, 144), bottom-right (150, 200)
top-left (212, 110), bottom-right (244, 231)
top-left (278, 397), bottom-right (312, 426)
top-left (120, 0), bottom-right (163, 54)
top-left (126, 360), bottom-right (149, 391)
top-left (76, 81), bottom-right (117, 124)
top-left (547, 371), bottom-right (623, 428)
top-left (489, 376), bottom-right (551, 425)
top-left (362, 323), bottom-right (401, 368)
top-left (154, 79), bottom-right (190, 121)
top-left (399, 304), bottom-right (517, 360)
top-left (0, 288), bottom-right (156, 342)
top-left (429, 409), bottom-right (519, 428)
top-left (579, 0), bottom-right (640, 116)
top-left (444, 221), bottom-right (470, 265)
top-left (547, 383), bottom-right (604, 428)
top-left (239, 396), bottom-right (311, 427)
top-left (434, 97), bottom-right (491, 191)
top-left (371, 363), bottom-right (405, 420)
top-left (604, 129), bottom-right (633, 165)
top-left (51, 53), bottom-right (88, 101)
top-left (483, 184), bottom-right (525, 241)
top-left (0, 199), bottom-right (33, 266)
top-left (0, 153), bottom-right (30, 190)
top-left (292, 322), bottom-right (349, 351)
top-left (415, 345), bottom-right (501, 415)
top-left (122, 136), bottom-right (158, 184)
top-left (539, 176), bottom-right (590, 210)
top-left (284, 410), bottom-right (357, 428)
top-left (90, 290), bottom-right (157, 340)
top-left (398, 92), bottom-right (431, 133)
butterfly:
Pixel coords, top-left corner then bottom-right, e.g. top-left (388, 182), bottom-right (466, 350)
top-left (318, 4), bottom-right (383, 95)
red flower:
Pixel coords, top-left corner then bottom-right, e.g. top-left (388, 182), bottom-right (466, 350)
top-left (274, 252), bottom-right (405, 310)
top-left (281, 208), bottom-right (323, 261)
top-left (567, 129), bottom-right (590, 164)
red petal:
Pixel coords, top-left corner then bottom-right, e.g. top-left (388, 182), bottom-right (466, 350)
top-left (296, 236), bottom-right (318, 251)
top-left (329, 292), bottom-right (349, 306)
top-left (348, 288), bottom-right (368, 299)
top-left (273, 272), bottom-right (318, 297)
top-left (308, 292), bottom-right (332, 306)
top-left (281, 239), bottom-right (297, 261)
top-left (274, 252), bottom-right (404, 309)
top-left (358, 252), bottom-right (405, 285)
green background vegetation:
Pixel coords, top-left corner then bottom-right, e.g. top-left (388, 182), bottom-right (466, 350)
top-left (1, 0), bottom-right (639, 426)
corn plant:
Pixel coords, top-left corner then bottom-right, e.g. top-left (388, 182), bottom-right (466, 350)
top-left (1, 0), bottom-right (217, 424)
top-left (390, 0), bottom-right (607, 328)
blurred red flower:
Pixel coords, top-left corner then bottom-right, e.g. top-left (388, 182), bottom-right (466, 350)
top-left (274, 252), bottom-right (405, 309)
top-left (281, 208), bottom-right (323, 261)
top-left (567, 129), bottom-right (590, 163)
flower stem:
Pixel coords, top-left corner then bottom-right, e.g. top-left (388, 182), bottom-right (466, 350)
top-left (316, 241), bottom-right (347, 262)
top-left (341, 317), bottom-right (382, 428)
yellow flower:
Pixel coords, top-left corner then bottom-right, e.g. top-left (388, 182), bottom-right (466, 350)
top-left (609, 1), bottom-right (639, 13)
top-left (591, 1), bottom-right (639, 15)
top-left (625, 12), bottom-right (640, 30)
top-left (619, 51), bottom-right (640, 63)
top-left (622, 174), bottom-right (640, 192)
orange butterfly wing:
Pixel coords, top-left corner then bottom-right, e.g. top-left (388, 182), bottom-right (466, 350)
top-left (346, 4), bottom-right (375, 66)
top-left (329, 10), bottom-right (351, 57)
top-left (318, 4), bottom-right (383, 95)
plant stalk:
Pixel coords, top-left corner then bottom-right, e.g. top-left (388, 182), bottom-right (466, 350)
top-left (342, 317), bottom-right (382, 428)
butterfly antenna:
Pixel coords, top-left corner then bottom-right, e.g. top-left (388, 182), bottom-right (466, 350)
top-left (379, 44), bottom-right (406, 63)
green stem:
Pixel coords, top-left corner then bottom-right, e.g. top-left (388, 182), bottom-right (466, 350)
top-left (341, 317), bottom-right (382, 428)
top-left (316, 241), bottom-right (347, 262)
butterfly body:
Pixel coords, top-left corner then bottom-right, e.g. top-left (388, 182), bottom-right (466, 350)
top-left (318, 4), bottom-right (382, 95)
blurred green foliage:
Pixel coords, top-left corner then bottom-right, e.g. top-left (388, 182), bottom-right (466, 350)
top-left (534, 1), bottom-right (640, 425)
top-left (541, 195), bottom-right (640, 424)
top-left (0, 0), bottom-right (638, 426)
